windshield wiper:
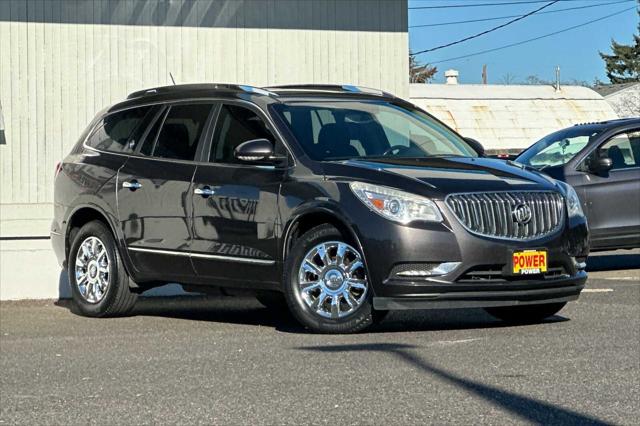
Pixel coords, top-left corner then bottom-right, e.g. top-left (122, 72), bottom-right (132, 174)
top-left (321, 154), bottom-right (470, 162)
top-left (424, 154), bottom-right (468, 158)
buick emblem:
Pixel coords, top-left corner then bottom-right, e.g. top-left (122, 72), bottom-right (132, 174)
top-left (512, 203), bottom-right (532, 225)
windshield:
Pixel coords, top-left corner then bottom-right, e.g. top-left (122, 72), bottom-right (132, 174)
top-left (516, 126), bottom-right (603, 169)
top-left (271, 100), bottom-right (477, 160)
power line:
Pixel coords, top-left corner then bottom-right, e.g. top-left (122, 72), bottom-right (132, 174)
top-left (409, 0), bottom-right (634, 28)
top-left (420, 6), bottom-right (636, 65)
top-left (409, 0), bottom-right (580, 10)
top-left (411, 1), bottom-right (559, 55)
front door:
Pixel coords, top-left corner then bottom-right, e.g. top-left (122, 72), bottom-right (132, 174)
top-left (117, 102), bottom-right (215, 281)
top-left (568, 129), bottom-right (640, 248)
top-left (190, 103), bottom-right (284, 288)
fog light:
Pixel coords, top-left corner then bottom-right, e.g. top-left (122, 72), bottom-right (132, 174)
top-left (395, 262), bottom-right (461, 277)
top-left (572, 257), bottom-right (587, 270)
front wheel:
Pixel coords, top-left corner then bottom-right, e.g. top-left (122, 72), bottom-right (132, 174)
top-left (283, 224), bottom-right (375, 334)
top-left (484, 302), bottom-right (566, 324)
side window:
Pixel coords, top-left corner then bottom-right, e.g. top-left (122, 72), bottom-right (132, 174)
top-left (210, 105), bottom-right (275, 163)
top-left (599, 130), bottom-right (640, 170)
top-left (138, 108), bottom-right (167, 156)
top-left (86, 106), bottom-right (152, 153)
top-left (152, 104), bottom-right (213, 161)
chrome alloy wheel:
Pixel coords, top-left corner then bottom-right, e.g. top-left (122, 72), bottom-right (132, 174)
top-left (297, 241), bottom-right (368, 319)
top-left (74, 236), bottom-right (110, 304)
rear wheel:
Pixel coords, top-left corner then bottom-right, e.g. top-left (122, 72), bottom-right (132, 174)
top-left (485, 302), bottom-right (566, 324)
top-left (284, 224), bottom-right (374, 334)
top-left (68, 221), bottom-right (137, 317)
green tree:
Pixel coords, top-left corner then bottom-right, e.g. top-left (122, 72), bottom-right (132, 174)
top-left (409, 55), bottom-right (437, 83)
top-left (599, 5), bottom-right (640, 84)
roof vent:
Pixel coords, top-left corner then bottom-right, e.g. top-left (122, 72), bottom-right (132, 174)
top-left (445, 69), bottom-right (459, 85)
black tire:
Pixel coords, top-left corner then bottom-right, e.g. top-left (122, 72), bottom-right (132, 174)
top-left (283, 224), bottom-right (374, 334)
top-left (255, 291), bottom-right (289, 311)
top-left (485, 302), bottom-right (566, 324)
top-left (68, 220), bottom-right (137, 317)
top-left (372, 309), bottom-right (390, 325)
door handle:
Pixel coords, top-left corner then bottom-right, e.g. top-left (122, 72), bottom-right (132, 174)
top-left (122, 180), bottom-right (142, 190)
top-left (194, 186), bottom-right (215, 197)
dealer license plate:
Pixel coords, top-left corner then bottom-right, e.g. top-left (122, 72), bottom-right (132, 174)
top-left (512, 250), bottom-right (547, 275)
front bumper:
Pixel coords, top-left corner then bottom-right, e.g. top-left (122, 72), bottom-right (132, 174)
top-left (348, 197), bottom-right (590, 309)
top-left (51, 229), bottom-right (66, 268)
top-left (374, 271), bottom-right (586, 310)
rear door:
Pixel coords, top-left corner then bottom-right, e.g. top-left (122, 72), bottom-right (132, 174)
top-left (189, 102), bottom-right (285, 288)
top-left (117, 102), bottom-right (215, 281)
top-left (569, 129), bottom-right (640, 248)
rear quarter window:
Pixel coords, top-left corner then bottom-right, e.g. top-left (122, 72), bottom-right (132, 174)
top-left (86, 106), bottom-right (153, 153)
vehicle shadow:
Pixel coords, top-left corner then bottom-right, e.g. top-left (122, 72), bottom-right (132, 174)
top-left (293, 343), bottom-right (611, 425)
top-left (587, 250), bottom-right (640, 272)
top-left (55, 295), bottom-right (568, 334)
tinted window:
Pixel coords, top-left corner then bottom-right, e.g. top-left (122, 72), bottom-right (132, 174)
top-left (152, 104), bottom-right (213, 161)
top-left (272, 101), bottom-right (476, 160)
top-left (87, 106), bottom-right (152, 153)
top-left (210, 105), bottom-right (275, 163)
top-left (139, 108), bottom-right (167, 156)
top-left (599, 130), bottom-right (640, 170)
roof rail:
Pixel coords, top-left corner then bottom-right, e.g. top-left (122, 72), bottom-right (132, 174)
top-left (265, 84), bottom-right (394, 97)
top-left (126, 83), bottom-right (276, 100)
top-left (573, 119), bottom-right (619, 126)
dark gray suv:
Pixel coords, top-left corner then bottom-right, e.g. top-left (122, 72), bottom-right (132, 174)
top-left (516, 118), bottom-right (640, 251)
top-left (52, 84), bottom-right (589, 333)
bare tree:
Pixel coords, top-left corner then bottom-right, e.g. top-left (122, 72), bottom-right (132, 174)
top-left (523, 74), bottom-right (591, 87)
top-left (499, 73), bottom-right (518, 85)
top-left (409, 55), bottom-right (437, 84)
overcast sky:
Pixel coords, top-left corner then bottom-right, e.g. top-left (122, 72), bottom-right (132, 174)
top-left (409, 0), bottom-right (639, 85)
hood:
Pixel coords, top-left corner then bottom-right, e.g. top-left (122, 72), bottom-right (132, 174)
top-left (323, 156), bottom-right (560, 196)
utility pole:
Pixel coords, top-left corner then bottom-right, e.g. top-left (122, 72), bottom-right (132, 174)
top-left (482, 64), bottom-right (488, 85)
top-left (555, 66), bottom-right (561, 92)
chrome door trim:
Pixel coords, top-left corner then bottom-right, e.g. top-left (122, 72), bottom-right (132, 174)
top-left (127, 246), bottom-right (275, 265)
top-left (189, 252), bottom-right (275, 265)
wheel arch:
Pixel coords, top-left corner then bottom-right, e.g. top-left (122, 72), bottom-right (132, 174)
top-left (282, 205), bottom-right (366, 264)
top-left (64, 204), bottom-right (128, 272)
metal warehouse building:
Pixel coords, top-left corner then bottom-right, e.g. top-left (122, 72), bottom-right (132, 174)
top-left (409, 83), bottom-right (618, 154)
top-left (0, 0), bottom-right (409, 299)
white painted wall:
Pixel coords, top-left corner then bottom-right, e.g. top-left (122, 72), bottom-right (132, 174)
top-left (0, 0), bottom-right (409, 300)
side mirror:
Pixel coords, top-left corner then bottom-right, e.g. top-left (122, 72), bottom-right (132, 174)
top-left (234, 138), bottom-right (277, 163)
top-left (589, 156), bottom-right (613, 174)
top-left (464, 137), bottom-right (485, 157)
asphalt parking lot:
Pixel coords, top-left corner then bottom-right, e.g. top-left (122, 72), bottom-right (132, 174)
top-left (1, 251), bottom-right (638, 425)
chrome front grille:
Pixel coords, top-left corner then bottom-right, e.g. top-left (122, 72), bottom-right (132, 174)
top-left (446, 191), bottom-right (565, 240)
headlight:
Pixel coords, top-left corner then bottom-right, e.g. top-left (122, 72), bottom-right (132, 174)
top-left (349, 182), bottom-right (443, 224)
top-left (559, 182), bottom-right (584, 218)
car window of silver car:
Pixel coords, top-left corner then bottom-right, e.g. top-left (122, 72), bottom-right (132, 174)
top-left (521, 135), bottom-right (592, 169)
top-left (597, 130), bottom-right (640, 170)
top-left (516, 126), bottom-right (606, 170)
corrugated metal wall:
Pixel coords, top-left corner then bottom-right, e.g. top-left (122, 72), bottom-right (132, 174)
top-left (0, 0), bottom-right (409, 236)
